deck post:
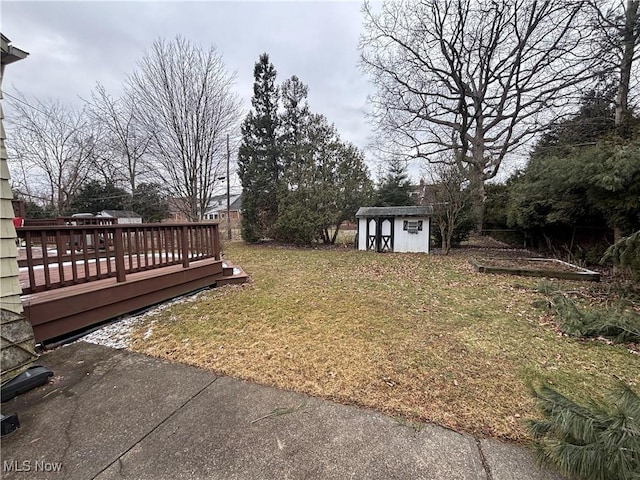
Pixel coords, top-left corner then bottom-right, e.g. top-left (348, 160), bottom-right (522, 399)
top-left (181, 225), bottom-right (190, 268)
top-left (113, 226), bottom-right (126, 282)
top-left (213, 223), bottom-right (221, 261)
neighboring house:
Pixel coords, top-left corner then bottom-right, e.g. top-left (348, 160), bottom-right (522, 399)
top-left (165, 195), bottom-right (242, 222)
top-left (165, 197), bottom-right (189, 222)
top-left (204, 194), bottom-right (242, 221)
top-left (99, 210), bottom-right (143, 224)
top-left (409, 179), bottom-right (441, 206)
top-left (356, 206), bottom-right (434, 253)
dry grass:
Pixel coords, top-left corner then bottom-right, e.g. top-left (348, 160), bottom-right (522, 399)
top-left (129, 242), bottom-right (639, 442)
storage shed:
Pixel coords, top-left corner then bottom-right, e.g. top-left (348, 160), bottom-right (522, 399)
top-left (356, 206), bottom-right (434, 253)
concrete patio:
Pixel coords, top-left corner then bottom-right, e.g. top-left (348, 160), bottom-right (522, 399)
top-left (1, 342), bottom-right (566, 480)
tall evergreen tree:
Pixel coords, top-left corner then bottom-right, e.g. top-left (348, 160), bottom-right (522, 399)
top-left (238, 61), bottom-right (374, 244)
top-left (275, 111), bottom-right (336, 244)
top-left (276, 81), bottom-right (373, 244)
top-left (280, 75), bottom-right (311, 182)
top-left (375, 158), bottom-right (415, 207)
top-left (237, 54), bottom-right (281, 242)
top-left (326, 142), bottom-right (374, 243)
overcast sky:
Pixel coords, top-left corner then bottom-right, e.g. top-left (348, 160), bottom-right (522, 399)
top-left (2, 1), bottom-right (411, 182)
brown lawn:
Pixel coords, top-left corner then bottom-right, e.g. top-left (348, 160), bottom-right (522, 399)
top-left (129, 242), bottom-right (639, 442)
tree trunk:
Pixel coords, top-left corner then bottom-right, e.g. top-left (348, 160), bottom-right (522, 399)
top-left (615, 0), bottom-right (639, 128)
top-left (57, 186), bottom-right (64, 214)
top-left (439, 223), bottom-right (450, 255)
top-left (330, 225), bottom-right (341, 244)
top-left (469, 164), bottom-right (485, 234)
top-left (612, 0), bottom-right (638, 275)
top-left (321, 228), bottom-right (330, 244)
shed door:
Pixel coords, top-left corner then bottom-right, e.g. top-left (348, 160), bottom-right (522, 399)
top-left (367, 219), bottom-right (377, 250)
top-left (366, 217), bottom-right (394, 252)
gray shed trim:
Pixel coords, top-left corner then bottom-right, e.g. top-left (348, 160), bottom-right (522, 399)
top-left (356, 206), bottom-right (434, 217)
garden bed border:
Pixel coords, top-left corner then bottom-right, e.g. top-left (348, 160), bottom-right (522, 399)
top-left (469, 257), bottom-right (601, 282)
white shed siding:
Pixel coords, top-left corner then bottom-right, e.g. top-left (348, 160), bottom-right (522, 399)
top-left (357, 215), bottom-right (430, 253)
top-left (381, 218), bottom-right (392, 236)
top-left (393, 217), bottom-right (430, 253)
top-left (357, 218), bottom-right (367, 250)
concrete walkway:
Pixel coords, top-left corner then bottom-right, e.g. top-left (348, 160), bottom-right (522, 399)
top-left (1, 342), bottom-right (566, 480)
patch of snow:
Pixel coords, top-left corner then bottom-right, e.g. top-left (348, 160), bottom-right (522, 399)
top-left (77, 288), bottom-right (211, 349)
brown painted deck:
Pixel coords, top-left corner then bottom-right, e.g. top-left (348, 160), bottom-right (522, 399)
top-left (18, 252), bottom-right (201, 292)
top-left (16, 222), bottom-right (249, 343)
top-left (21, 258), bottom-right (247, 343)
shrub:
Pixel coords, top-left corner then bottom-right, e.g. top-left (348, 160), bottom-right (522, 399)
top-left (602, 231), bottom-right (640, 282)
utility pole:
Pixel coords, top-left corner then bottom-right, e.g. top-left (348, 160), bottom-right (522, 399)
top-left (226, 134), bottom-right (231, 240)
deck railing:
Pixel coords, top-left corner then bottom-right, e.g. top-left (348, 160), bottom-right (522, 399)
top-left (23, 217), bottom-right (119, 227)
top-left (16, 222), bottom-right (221, 294)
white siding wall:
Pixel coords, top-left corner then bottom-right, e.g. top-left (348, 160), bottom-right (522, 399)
top-left (357, 218), bottom-right (367, 250)
top-left (393, 217), bottom-right (430, 253)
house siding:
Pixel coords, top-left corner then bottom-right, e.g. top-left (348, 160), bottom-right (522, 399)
top-left (1, 35), bottom-right (37, 384)
top-left (0, 72), bottom-right (22, 314)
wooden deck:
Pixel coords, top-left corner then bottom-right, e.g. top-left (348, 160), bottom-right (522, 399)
top-left (16, 222), bottom-right (249, 343)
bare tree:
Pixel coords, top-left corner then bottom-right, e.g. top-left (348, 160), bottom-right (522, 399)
top-left (360, 0), bottom-right (597, 231)
top-left (87, 83), bottom-right (152, 192)
top-left (127, 36), bottom-right (242, 221)
top-left (6, 93), bottom-right (100, 214)
top-left (426, 162), bottom-right (471, 255)
top-left (615, 1), bottom-right (639, 125)
top-left (589, 0), bottom-right (640, 127)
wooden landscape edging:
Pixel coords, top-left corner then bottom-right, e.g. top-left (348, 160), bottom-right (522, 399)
top-left (469, 257), bottom-right (601, 282)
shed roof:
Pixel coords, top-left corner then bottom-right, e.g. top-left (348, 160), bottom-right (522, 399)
top-left (356, 206), bottom-right (434, 217)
